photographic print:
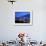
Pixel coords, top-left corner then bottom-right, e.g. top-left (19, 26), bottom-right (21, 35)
top-left (15, 11), bottom-right (32, 26)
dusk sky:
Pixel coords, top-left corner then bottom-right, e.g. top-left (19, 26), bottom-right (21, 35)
top-left (15, 12), bottom-right (30, 17)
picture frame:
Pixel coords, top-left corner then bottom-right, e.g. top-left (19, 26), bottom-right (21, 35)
top-left (14, 10), bottom-right (33, 26)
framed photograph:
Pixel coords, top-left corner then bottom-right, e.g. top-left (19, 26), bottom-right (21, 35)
top-left (15, 11), bottom-right (33, 26)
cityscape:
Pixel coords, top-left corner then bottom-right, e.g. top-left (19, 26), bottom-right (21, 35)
top-left (15, 12), bottom-right (30, 23)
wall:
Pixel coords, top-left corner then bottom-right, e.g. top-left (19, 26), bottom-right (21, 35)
top-left (0, 0), bottom-right (46, 42)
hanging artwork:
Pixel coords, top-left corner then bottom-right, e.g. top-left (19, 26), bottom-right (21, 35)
top-left (15, 11), bottom-right (33, 26)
